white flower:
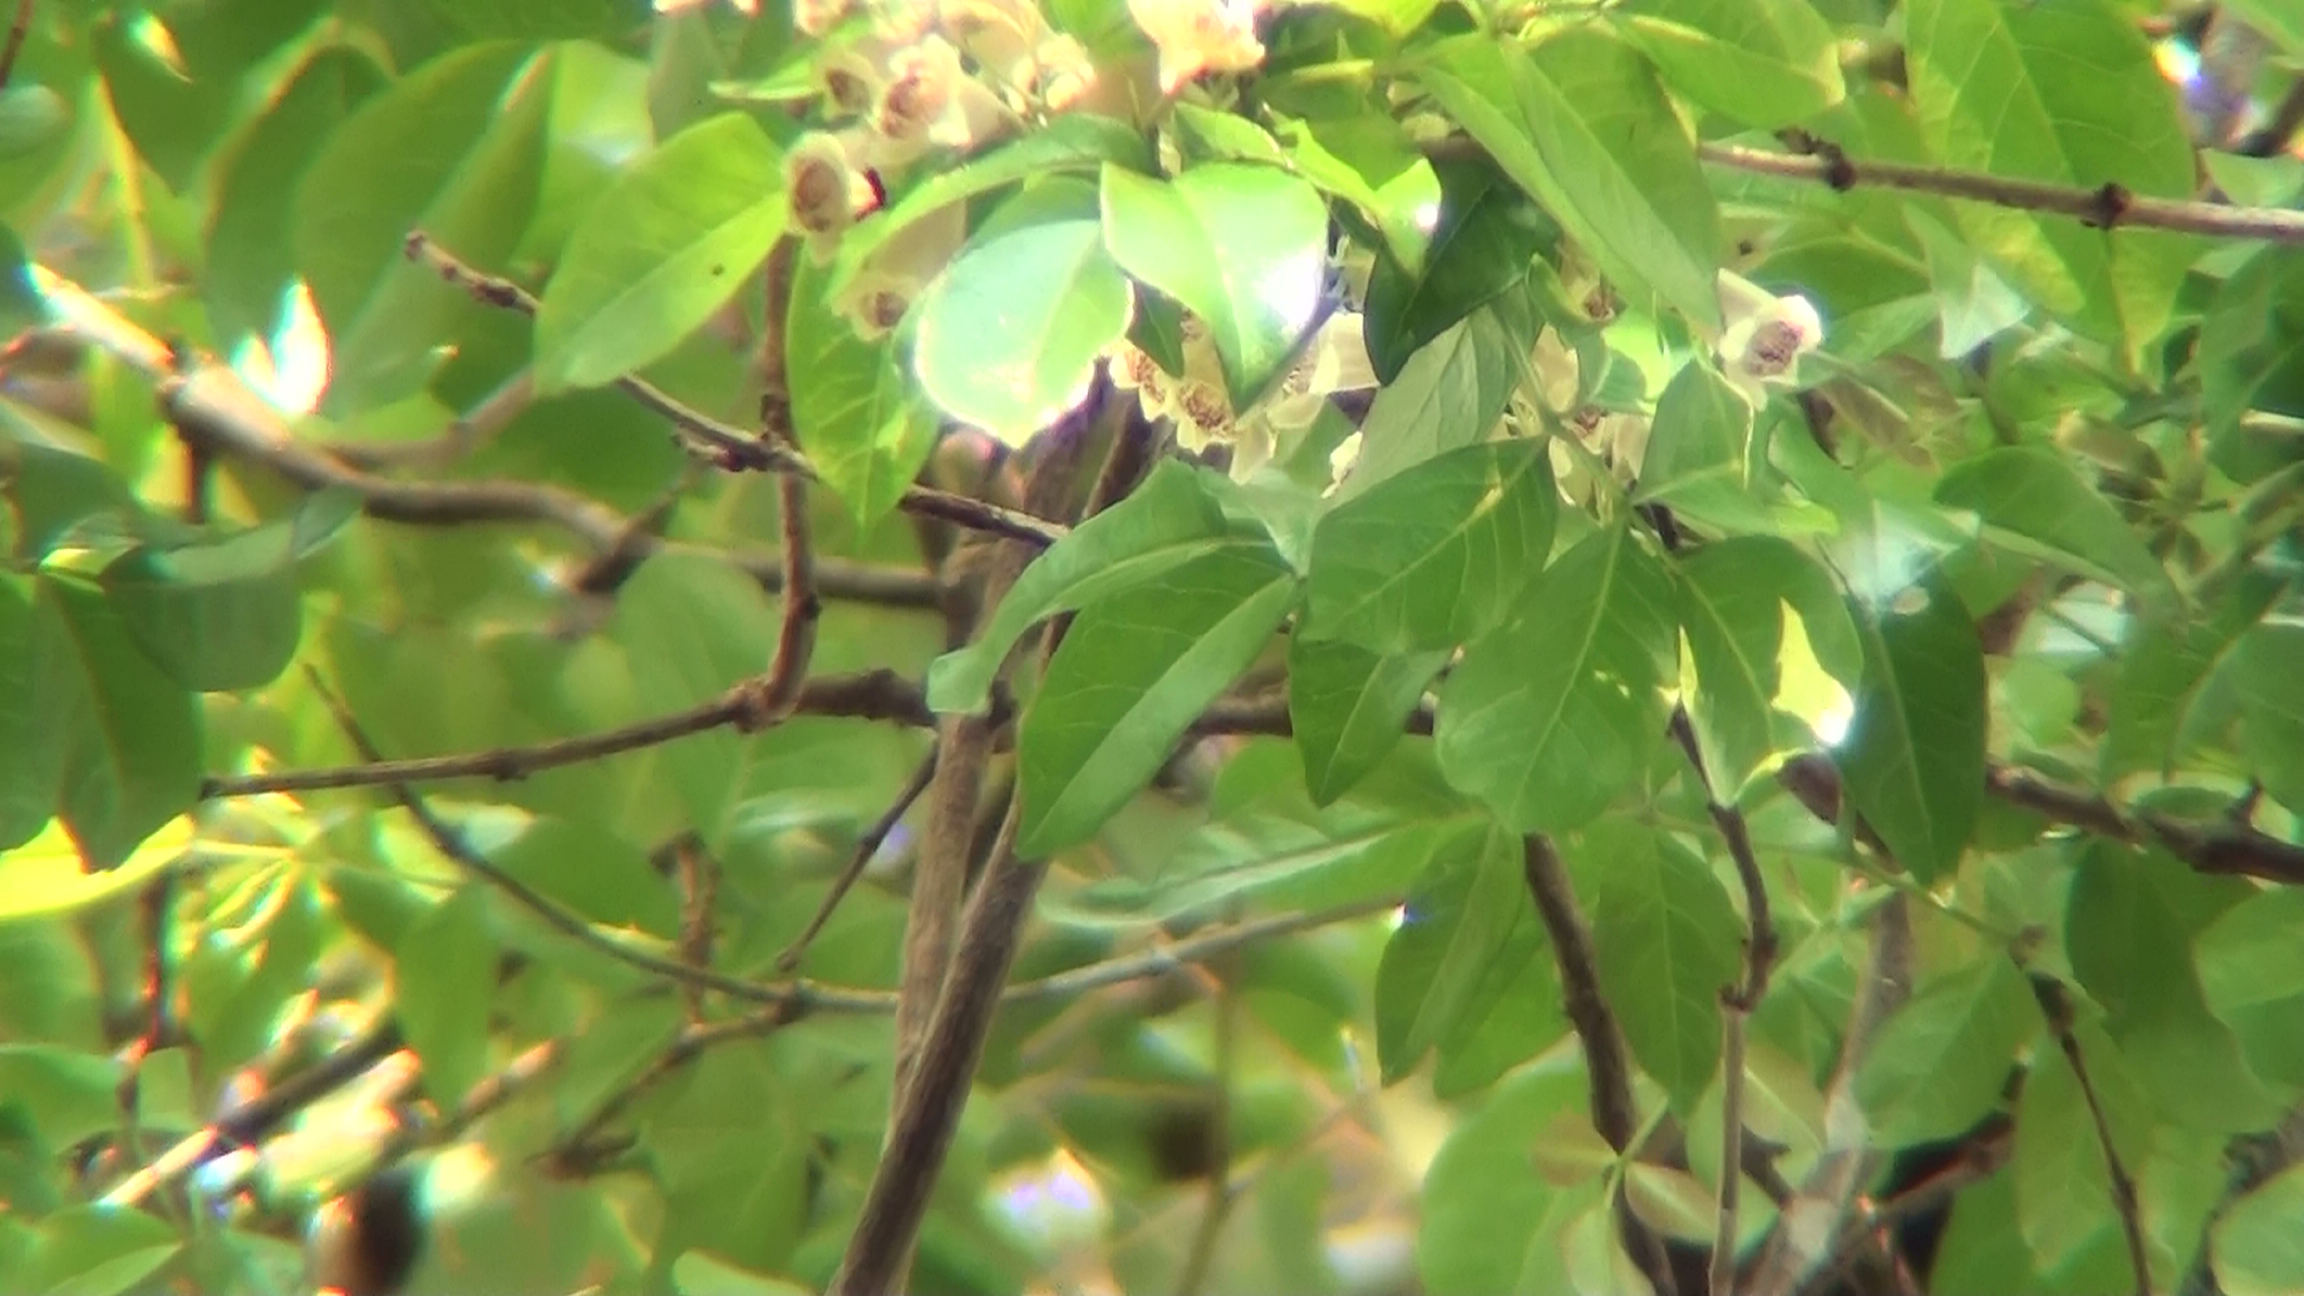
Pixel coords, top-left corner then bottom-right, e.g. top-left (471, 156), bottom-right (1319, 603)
top-left (1528, 326), bottom-right (1580, 414)
top-left (1260, 312), bottom-right (1377, 431)
top-left (786, 132), bottom-right (879, 257)
top-left (1126, 0), bottom-right (1266, 94)
top-left (794, 0), bottom-right (852, 35)
top-left (1715, 270), bottom-right (1823, 406)
top-left (834, 203), bottom-right (966, 340)
top-left (1325, 431), bottom-right (1363, 497)
top-left (876, 35), bottom-right (997, 147)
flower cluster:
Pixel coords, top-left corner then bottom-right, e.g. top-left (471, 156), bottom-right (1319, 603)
top-left (1111, 311), bottom-right (1375, 481)
top-left (1127, 0), bottom-right (1270, 94)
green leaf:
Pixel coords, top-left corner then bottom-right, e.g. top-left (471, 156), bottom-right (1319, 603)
top-left (1674, 535), bottom-right (1856, 798)
top-left (2012, 1025), bottom-right (2150, 1273)
top-left (1934, 446), bottom-right (2170, 600)
top-left (205, 48), bottom-right (388, 343)
top-left (2231, 625), bottom-right (2304, 813)
top-left (0, 86), bottom-right (68, 162)
top-left (1419, 1065), bottom-right (1589, 1296)
top-left (1419, 31), bottom-right (1722, 329)
top-left (613, 553), bottom-right (780, 844)
top-left (1273, 108), bottom-right (1443, 275)
top-left (495, 818), bottom-right (679, 938)
top-left (1018, 547), bottom-right (1297, 855)
top-left (32, 578), bottom-right (202, 870)
top-left (2198, 246), bottom-right (2304, 448)
top-left (1376, 828), bottom-right (1562, 1085)
top-left (2066, 843), bottom-right (2287, 1133)
top-left (1619, 0), bottom-right (1843, 130)
top-left (395, 885), bottom-right (495, 1107)
top-left (672, 1251), bottom-right (810, 1296)
top-left (1305, 440), bottom-right (1556, 654)
top-left (1363, 162), bottom-right (1554, 384)
top-left (1099, 162), bottom-right (1330, 404)
top-left (927, 460), bottom-right (1248, 714)
top-left (911, 179), bottom-right (1131, 442)
top-left (535, 112), bottom-right (785, 391)
top-left (1854, 956), bottom-right (2037, 1146)
top-left (1903, 0), bottom-right (2198, 362)
top-left (831, 114), bottom-right (1151, 293)
top-left (1288, 639), bottom-right (1445, 807)
top-left (1635, 361), bottom-right (1783, 537)
top-left (0, 1045), bottom-right (122, 1148)
top-left (1575, 819), bottom-right (1742, 1109)
top-left (2214, 1163), bottom-right (2304, 1296)
top-left (785, 256), bottom-right (939, 528)
top-left (295, 43), bottom-right (551, 413)
top-left (96, 490), bottom-right (354, 693)
top-left (0, 821), bottom-right (193, 927)
top-left (1436, 525), bottom-right (1676, 834)
top-left (1834, 578), bottom-right (1986, 882)
top-left (0, 578), bottom-right (50, 850)
top-left (2103, 571), bottom-right (2279, 781)
top-left (23, 1204), bottom-right (177, 1296)
top-left (1342, 304), bottom-right (1531, 496)
top-left (90, 15), bottom-right (230, 192)
top-left (2197, 891), bottom-right (2304, 1089)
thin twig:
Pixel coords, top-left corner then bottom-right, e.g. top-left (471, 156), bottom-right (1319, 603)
top-left (1747, 896), bottom-right (1914, 1296)
top-left (778, 751), bottom-right (938, 972)
top-left (1665, 710), bottom-right (1779, 1295)
top-left (199, 668), bottom-right (936, 799)
top-left (0, 0), bottom-right (30, 90)
top-left (673, 835), bottom-right (717, 1023)
top-left (547, 1002), bottom-right (802, 1173)
top-left (1696, 139), bottom-right (2304, 243)
top-left (1172, 959), bottom-right (1237, 1296)
top-left (29, 263), bottom-right (949, 609)
top-left (403, 232), bottom-right (1067, 547)
top-left (2032, 976), bottom-right (2152, 1296)
top-left (101, 1015), bottom-right (405, 1208)
top-left (1522, 835), bottom-right (1678, 1296)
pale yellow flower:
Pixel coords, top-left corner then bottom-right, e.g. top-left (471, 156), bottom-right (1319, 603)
top-left (1126, 0), bottom-right (1266, 93)
top-left (1715, 270), bottom-right (1823, 406)
top-left (1528, 326), bottom-right (1580, 414)
top-left (786, 131), bottom-right (880, 257)
top-left (1325, 430), bottom-right (1363, 497)
top-left (875, 34), bottom-right (1011, 150)
top-left (794, 0), bottom-right (852, 34)
top-left (834, 203), bottom-right (967, 340)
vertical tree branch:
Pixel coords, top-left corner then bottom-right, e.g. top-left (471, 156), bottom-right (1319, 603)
top-left (1522, 835), bottom-right (1679, 1296)
top-left (1667, 712), bottom-right (1779, 1296)
top-left (893, 417), bottom-right (1096, 1099)
top-left (1747, 895), bottom-right (1913, 1296)
top-left (836, 399), bottom-right (1129, 1296)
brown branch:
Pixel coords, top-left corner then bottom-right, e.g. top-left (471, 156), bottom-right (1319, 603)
top-left (0, 0), bottom-right (30, 90)
top-left (199, 668), bottom-right (935, 799)
top-left (547, 1001), bottom-right (803, 1174)
top-left (324, 369), bottom-right (533, 471)
top-left (835, 401), bottom-right (1120, 1296)
top-left (2032, 976), bottom-right (2152, 1296)
top-left (1697, 139), bottom-right (2304, 243)
top-left (1985, 764), bottom-right (2304, 887)
top-left (403, 232), bottom-right (1068, 547)
top-left (1522, 835), bottom-right (1678, 1296)
top-left (101, 1014), bottom-right (404, 1208)
top-left (778, 751), bottom-right (937, 972)
top-left (673, 835), bottom-right (717, 1023)
top-left (894, 408), bottom-right (1101, 1110)
top-left (2240, 78), bottom-right (2304, 158)
top-left (1747, 895), bottom-right (1913, 1296)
